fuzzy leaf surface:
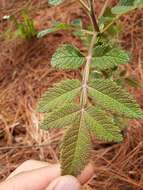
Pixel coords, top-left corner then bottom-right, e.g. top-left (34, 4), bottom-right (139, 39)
top-left (88, 79), bottom-right (143, 118)
top-left (92, 48), bottom-right (129, 70)
top-left (51, 44), bottom-right (85, 70)
top-left (85, 106), bottom-right (123, 142)
top-left (61, 122), bottom-right (91, 176)
top-left (37, 79), bottom-right (81, 112)
top-left (40, 104), bottom-right (81, 130)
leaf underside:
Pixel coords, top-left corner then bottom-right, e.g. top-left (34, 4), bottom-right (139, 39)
top-left (60, 122), bottom-right (91, 176)
top-left (92, 48), bottom-right (129, 70)
top-left (51, 44), bottom-right (86, 70)
top-left (88, 79), bottom-right (143, 119)
top-left (85, 106), bottom-right (123, 142)
top-left (37, 79), bottom-right (81, 112)
top-left (40, 104), bottom-right (80, 129)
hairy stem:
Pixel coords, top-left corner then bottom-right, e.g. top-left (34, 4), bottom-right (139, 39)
top-left (80, 0), bottom-right (99, 108)
top-left (80, 33), bottom-right (97, 108)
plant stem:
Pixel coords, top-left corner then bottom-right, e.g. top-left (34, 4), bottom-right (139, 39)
top-left (80, 32), bottom-right (97, 107)
top-left (79, 0), bottom-right (90, 11)
top-left (101, 15), bottom-right (119, 33)
top-left (80, 0), bottom-right (99, 108)
top-left (89, 0), bottom-right (100, 32)
top-left (79, 0), bottom-right (100, 33)
top-left (98, 0), bottom-right (110, 18)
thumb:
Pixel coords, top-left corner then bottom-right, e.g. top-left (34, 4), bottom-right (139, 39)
top-left (46, 176), bottom-right (81, 190)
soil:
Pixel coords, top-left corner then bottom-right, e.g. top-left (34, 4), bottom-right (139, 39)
top-left (0, 0), bottom-right (143, 189)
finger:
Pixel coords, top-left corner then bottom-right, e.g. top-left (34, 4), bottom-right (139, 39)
top-left (78, 163), bottom-right (94, 184)
top-left (46, 176), bottom-right (80, 190)
top-left (0, 164), bottom-right (60, 190)
top-left (9, 160), bottom-right (94, 184)
top-left (8, 160), bottom-right (51, 179)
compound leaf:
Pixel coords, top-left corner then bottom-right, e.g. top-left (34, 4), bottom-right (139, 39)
top-left (37, 79), bottom-right (81, 112)
top-left (92, 48), bottom-right (129, 70)
top-left (40, 104), bottom-right (81, 130)
top-left (85, 106), bottom-right (123, 142)
top-left (61, 123), bottom-right (91, 176)
top-left (51, 44), bottom-right (86, 70)
top-left (88, 79), bottom-right (143, 118)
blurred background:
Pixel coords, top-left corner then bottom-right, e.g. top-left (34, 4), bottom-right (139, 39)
top-left (0, 0), bottom-right (143, 189)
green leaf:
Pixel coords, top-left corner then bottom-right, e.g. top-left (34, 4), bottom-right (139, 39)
top-left (125, 77), bottom-right (143, 89)
top-left (88, 79), bottom-right (143, 118)
top-left (119, 0), bottom-right (135, 6)
top-left (48, 0), bottom-right (65, 6)
top-left (85, 106), bottom-right (123, 142)
top-left (61, 123), bottom-right (91, 176)
top-left (119, 0), bottom-right (143, 6)
top-left (92, 48), bottom-right (130, 70)
top-left (37, 79), bottom-right (81, 112)
top-left (40, 104), bottom-right (81, 130)
top-left (71, 19), bottom-right (83, 28)
top-left (37, 22), bottom-right (71, 38)
top-left (113, 115), bottom-right (128, 130)
top-left (112, 0), bottom-right (143, 14)
top-left (134, 0), bottom-right (143, 6)
top-left (112, 6), bottom-right (135, 14)
top-left (51, 44), bottom-right (86, 70)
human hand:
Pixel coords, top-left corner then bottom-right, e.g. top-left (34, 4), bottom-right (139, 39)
top-left (0, 160), bottom-right (94, 190)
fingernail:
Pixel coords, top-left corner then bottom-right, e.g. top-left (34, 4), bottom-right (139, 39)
top-left (46, 176), bottom-right (80, 190)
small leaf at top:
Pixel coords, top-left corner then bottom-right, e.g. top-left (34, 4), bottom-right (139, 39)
top-left (119, 0), bottom-right (135, 6)
top-left (92, 47), bottom-right (130, 70)
top-left (112, 0), bottom-right (143, 14)
top-left (111, 6), bottom-right (135, 14)
top-left (51, 44), bottom-right (86, 70)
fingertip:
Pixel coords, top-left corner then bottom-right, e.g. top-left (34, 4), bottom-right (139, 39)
top-left (46, 176), bottom-right (80, 190)
top-left (78, 163), bottom-right (94, 184)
